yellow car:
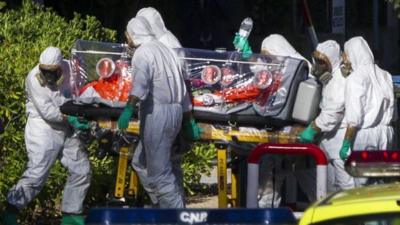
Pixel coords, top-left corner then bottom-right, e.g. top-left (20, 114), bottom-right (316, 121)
top-left (299, 183), bottom-right (400, 225)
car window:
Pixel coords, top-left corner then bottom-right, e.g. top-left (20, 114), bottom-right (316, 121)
top-left (313, 213), bottom-right (400, 225)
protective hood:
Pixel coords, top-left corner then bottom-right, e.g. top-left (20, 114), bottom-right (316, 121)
top-left (39, 46), bottom-right (63, 67)
top-left (344, 36), bottom-right (374, 70)
top-left (316, 40), bottom-right (341, 70)
top-left (344, 36), bottom-right (394, 128)
top-left (136, 7), bottom-right (167, 39)
top-left (261, 34), bottom-right (312, 69)
top-left (126, 16), bottom-right (155, 47)
top-left (344, 36), bottom-right (391, 99)
top-left (136, 7), bottom-right (181, 48)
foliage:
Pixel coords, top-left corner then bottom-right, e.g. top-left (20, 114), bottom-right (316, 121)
top-left (0, 1), bottom-right (217, 224)
top-left (0, 1), bottom-right (5, 11)
top-left (0, 0), bottom-right (115, 223)
top-left (182, 143), bottom-right (216, 196)
top-left (387, 0), bottom-right (400, 17)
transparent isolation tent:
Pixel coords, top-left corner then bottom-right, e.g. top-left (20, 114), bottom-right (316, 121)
top-left (67, 40), bottom-right (309, 126)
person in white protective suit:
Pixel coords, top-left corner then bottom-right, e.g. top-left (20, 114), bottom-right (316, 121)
top-left (261, 34), bottom-right (313, 71)
top-left (136, 7), bottom-right (182, 49)
top-left (135, 7), bottom-right (189, 204)
top-left (257, 34), bottom-right (316, 208)
top-left (299, 40), bottom-right (355, 192)
top-left (117, 16), bottom-right (201, 208)
top-left (0, 47), bottom-right (91, 225)
top-left (339, 36), bottom-right (395, 186)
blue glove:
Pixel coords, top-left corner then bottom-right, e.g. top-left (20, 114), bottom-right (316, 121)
top-left (233, 33), bottom-right (253, 59)
top-left (67, 116), bottom-right (89, 130)
top-left (339, 139), bottom-right (351, 161)
top-left (299, 124), bottom-right (318, 143)
top-left (183, 118), bottom-right (202, 141)
top-left (118, 104), bottom-right (134, 130)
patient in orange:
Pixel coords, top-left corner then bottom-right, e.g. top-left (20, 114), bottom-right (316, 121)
top-left (79, 59), bottom-right (132, 102)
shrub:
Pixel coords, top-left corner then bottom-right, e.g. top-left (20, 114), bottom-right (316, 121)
top-left (182, 143), bottom-right (216, 196)
top-left (0, 1), bottom-right (216, 223)
top-left (0, 1), bottom-right (116, 223)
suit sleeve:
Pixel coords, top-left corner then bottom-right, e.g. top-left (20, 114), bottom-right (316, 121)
top-left (26, 73), bottom-right (64, 123)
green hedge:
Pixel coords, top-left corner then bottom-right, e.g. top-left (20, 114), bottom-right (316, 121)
top-left (0, 1), bottom-right (216, 224)
top-left (0, 0), bottom-right (117, 223)
top-left (182, 144), bottom-right (216, 195)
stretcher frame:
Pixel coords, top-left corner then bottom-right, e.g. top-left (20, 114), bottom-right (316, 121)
top-left (246, 144), bottom-right (328, 208)
top-left (96, 120), bottom-right (303, 208)
top-left (70, 41), bottom-right (312, 208)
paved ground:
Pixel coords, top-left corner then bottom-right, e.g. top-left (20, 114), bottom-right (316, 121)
top-left (186, 167), bottom-right (227, 208)
top-left (187, 195), bottom-right (218, 208)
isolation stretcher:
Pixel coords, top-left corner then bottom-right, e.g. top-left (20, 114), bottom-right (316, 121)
top-left (61, 39), bottom-right (321, 207)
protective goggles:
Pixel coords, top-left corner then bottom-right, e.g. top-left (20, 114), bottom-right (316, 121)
top-left (38, 64), bottom-right (63, 86)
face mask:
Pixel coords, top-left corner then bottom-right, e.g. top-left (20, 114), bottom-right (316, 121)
top-left (318, 71), bottom-right (332, 83)
top-left (311, 63), bottom-right (327, 77)
top-left (340, 63), bottom-right (352, 77)
top-left (38, 68), bottom-right (63, 87)
top-left (125, 31), bottom-right (142, 48)
top-left (311, 50), bottom-right (332, 78)
top-left (311, 64), bottom-right (332, 83)
top-left (311, 56), bottom-right (331, 82)
top-left (341, 52), bottom-right (353, 77)
top-left (123, 31), bottom-right (137, 58)
top-left (126, 45), bottom-right (135, 58)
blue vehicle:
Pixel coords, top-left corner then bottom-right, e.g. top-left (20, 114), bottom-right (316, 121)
top-left (86, 208), bottom-right (297, 225)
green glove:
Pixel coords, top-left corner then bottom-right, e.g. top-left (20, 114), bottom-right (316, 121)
top-left (0, 210), bottom-right (18, 225)
top-left (299, 124), bottom-right (318, 143)
top-left (183, 118), bottom-right (202, 141)
top-left (118, 104), bottom-right (134, 130)
top-left (241, 41), bottom-right (253, 59)
top-left (340, 139), bottom-right (351, 161)
top-left (233, 33), bottom-right (246, 50)
top-left (67, 116), bottom-right (89, 130)
top-left (61, 215), bottom-right (85, 225)
top-left (233, 33), bottom-right (253, 59)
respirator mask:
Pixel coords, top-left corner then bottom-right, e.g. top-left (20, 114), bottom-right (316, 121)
top-left (311, 51), bottom-right (332, 84)
top-left (340, 52), bottom-right (353, 77)
top-left (37, 65), bottom-right (63, 87)
top-left (124, 31), bottom-right (136, 58)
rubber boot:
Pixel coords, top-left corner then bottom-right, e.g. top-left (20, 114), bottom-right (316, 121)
top-left (0, 203), bottom-right (19, 225)
top-left (61, 214), bottom-right (85, 225)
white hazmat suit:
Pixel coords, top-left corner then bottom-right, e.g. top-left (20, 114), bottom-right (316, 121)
top-left (344, 37), bottom-right (395, 186)
top-left (258, 34), bottom-right (316, 208)
top-left (314, 40), bottom-right (355, 192)
top-left (127, 17), bottom-right (191, 208)
top-left (136, 8), bottom-right (188, 202)
top-left (6, 47), bottom-right (91, 214)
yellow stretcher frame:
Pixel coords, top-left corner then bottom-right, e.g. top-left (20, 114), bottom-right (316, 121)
top-left (97, 120), bottom-right (303, 208)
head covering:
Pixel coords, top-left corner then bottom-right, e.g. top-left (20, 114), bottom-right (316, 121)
top-left (39, 47), bottom-right (62, 67)
top-left (261, 34), bottom-right (312, 69)
top-left (344, 36), bottom-right (394, 121)
top-left (136, 7), bottom-right (167, 39)
top-left (344, 36), bottom-right (374, 70)
top-left (136, 7), bottom-right (181, 48)
top-left (316, 40), bottom-right (341, 70)
top-left (126, 16), bottom-right (155, 46)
